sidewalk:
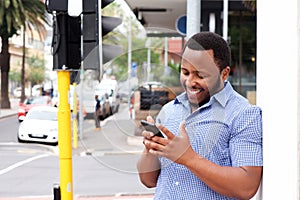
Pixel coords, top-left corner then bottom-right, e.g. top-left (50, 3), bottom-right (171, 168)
top-left (0, 98), bottom-right (19, 119)
top-left (72, 103), bottom-right (144, 156)
top-left (0, 108), bottom-right (18, 119)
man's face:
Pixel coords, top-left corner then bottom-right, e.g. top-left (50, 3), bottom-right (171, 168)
top-left (180, 48), bottom-right (225, 107)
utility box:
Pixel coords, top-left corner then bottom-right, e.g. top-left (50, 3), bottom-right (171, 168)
top-left (130, 82), bottom-right (182, 136)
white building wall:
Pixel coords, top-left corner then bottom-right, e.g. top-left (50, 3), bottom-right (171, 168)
top-left (257, 0), bottom-right (299, 199)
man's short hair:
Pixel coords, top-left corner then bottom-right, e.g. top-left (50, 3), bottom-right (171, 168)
top-left (183, 32), bottom-right (231, 71)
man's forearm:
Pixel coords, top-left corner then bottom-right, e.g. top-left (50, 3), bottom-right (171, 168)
top-left (185, 152), bottom-right (262, 199)
top-left (137, 149), bottom-right (161, 188)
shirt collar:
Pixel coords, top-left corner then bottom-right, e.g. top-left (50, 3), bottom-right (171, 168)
top-left (210, 81), bottom-right (232, 108)
top-left (174, 92), bottom-right (190, 109)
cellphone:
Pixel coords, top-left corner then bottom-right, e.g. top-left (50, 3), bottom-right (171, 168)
top-left (140, 120), bottom-right (164, 138)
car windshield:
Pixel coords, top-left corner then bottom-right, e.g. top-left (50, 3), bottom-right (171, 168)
top-left (24, 97), bottom-right (49, 105)
top-left (26, 110), bottom-right (57, 121)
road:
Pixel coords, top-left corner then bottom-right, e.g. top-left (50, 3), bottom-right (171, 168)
top-left (0, 105), bottom-right (155, 199)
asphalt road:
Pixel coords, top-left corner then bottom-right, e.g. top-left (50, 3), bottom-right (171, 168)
top-left (0, 104), bottom-right (154, 199)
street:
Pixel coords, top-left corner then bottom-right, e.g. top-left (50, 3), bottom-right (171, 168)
top-left (0, 104), bottom-right (155, 199)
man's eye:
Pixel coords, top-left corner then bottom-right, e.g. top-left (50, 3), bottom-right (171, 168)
top-left (181, 70), bottom-right (189, 76)
top-left (196, 73), bottom-right (206, 79)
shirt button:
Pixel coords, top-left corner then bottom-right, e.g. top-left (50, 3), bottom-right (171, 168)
top-left (175, 181), bottom-right (179, 186)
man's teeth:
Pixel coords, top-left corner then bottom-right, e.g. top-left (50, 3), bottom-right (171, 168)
top-left (188, 88), bottom-right (202, 94)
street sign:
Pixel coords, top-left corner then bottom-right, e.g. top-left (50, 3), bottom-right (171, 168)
top-left (176, 15), bottom-right (186, 36)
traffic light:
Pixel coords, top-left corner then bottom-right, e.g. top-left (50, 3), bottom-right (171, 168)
top-left (46, 0), bottom-right (122, 71)
top-left (51, 13), bottom-right (81, 70)
top-left (45, 0), bottom-right (67, 13)
top-left (82, 0), bottom-right (122, 70)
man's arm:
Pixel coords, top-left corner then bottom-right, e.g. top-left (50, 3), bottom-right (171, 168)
top-left (136, 148), bottom-right (161, 188)
top-left (185, 151), bottom-right (262, 199)
top-left (146, 122), bottom-right (262, 199)
top-left (136, 116), bottom-right (161, 188)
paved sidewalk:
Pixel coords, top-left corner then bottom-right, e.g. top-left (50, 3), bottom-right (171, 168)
top-left (0, 108), bottom-right (18, 119)
top-left (72, 103), bottom-right (144, 156)
top-left (0, 98), bottom-right (19, 119)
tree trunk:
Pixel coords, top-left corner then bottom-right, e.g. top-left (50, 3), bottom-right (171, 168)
top-left (0, 37), bottom-right (11, 108)
top-left (21, 28), bottom-right (26, 102)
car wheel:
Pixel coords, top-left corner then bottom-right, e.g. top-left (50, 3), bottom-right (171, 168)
top-left (17, 135), bottom-right (25, 143)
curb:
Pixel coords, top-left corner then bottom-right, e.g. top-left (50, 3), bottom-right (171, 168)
top-left (77, 136), bottom-right (144, 156)
top-left (0, 112), bottom-right (17, 119)
top-left (0, 142), bottom-right (58, 154)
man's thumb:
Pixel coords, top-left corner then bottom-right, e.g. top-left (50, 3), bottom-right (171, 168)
top-left (179, 121), bottom-right (187, 137)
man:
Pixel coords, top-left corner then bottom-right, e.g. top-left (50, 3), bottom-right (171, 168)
top-left (137, 32), bottom-right (262, 200)
top-left (94, 95), bottom-right (101, 130)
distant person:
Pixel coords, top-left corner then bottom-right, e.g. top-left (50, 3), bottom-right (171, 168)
top-left (94, 95), bottom-right (101, 130)
top-left (137, 32), bottom-right (263, 199)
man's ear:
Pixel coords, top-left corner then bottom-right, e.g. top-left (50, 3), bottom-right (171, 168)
top-left (221, 66), bottom-right (231, 80)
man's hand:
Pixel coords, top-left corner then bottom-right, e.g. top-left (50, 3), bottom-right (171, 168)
top-left (144, 120), bottom-right (196, 165)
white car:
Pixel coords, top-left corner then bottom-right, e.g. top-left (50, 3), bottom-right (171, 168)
top-left (18, 106), bottom-right (58, 145)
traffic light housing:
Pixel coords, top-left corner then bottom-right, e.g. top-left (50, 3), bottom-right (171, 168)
top-left (82, 0), bottom-right (122, 70)
top-left (45, 0), bottom-right (67, 13)
top-left (46, 0), bottom-right (122, 72)
top-left (51, 13), bottom-right (81, 70)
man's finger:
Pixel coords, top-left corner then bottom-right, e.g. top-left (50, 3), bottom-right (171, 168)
top-left (146, 115), bottom-right (155, 123)
top-left (157, 124), bottom-right (175, 140)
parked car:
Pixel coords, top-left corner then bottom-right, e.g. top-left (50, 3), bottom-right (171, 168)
top-left (98, 93), bottom-right (112, 120)
top-left (95, 79), bottom-right (120, 114)
top-left (18, 96), bottom-right (52, 122)
top-left (31, 84), bottom-right (43, 96)
top-left (17, 106), bottom-right (58, 145)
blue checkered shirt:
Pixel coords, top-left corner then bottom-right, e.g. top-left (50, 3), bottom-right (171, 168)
top-left (154, 81), bottom-right (263, 200)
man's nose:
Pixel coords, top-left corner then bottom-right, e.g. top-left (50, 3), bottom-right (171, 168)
top-left (186, 74), bottom-right (197, 86)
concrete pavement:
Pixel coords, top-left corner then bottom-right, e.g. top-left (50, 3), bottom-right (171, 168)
top-left (72, 103), bottom-right (144, 156)
top-left (0, 108), bottom-right (18, 119)
top-left (0, 98), bottom-right (19, 120)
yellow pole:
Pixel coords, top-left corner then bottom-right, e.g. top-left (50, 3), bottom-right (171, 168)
top-left (72, 82), bottom-right (78, 149)
top-left (57, 70), bottom-right (73, 200)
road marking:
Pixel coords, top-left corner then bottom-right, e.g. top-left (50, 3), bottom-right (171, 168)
top-left (0, 154), bottom-right (49, 176)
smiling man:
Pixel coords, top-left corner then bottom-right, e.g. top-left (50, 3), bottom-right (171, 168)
top-left (137, 32), bottom-right (263, 200)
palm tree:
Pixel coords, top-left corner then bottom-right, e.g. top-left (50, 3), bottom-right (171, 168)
top-left (20, 0), bottom-right (48, 102)
top-left (0, 0), bottom-right (48, 108)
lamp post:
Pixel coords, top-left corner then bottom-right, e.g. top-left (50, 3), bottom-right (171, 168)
top-left (145, 38), bottom-right (151, 82)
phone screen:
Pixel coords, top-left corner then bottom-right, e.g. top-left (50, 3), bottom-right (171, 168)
top-left (140, 120), bottom-right (164, 138)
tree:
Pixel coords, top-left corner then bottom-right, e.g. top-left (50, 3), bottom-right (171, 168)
top-left (27, 55), bottom-right (47, 86)
top-left (0, 0), bottom-right (20, 108)
top-left (0, 0), bottom-right (48, 108)
top-left (20, 0), bottom-right (48, 102)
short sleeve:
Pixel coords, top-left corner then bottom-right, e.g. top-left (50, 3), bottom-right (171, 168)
top-left (230, 106), bottom-right (263, 167)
